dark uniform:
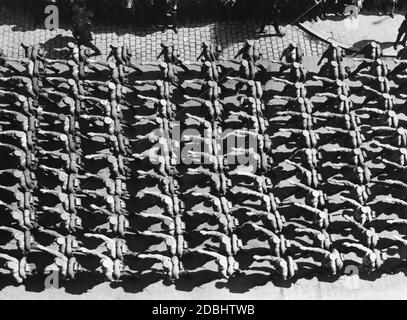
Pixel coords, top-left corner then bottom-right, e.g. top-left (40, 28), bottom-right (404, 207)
top-left (164, 0), bottom-right (179, 33)
top-left (157, 0), bottom-right (179, 33)
top-left (71, 5), bottom-right (101, 56)
top-left (258, 0), bottom-right (285, 37)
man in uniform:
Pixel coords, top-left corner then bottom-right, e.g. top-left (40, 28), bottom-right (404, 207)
top-left (257, 0), bottom-right (285, 37)
top-left (163, 0), bottom-right (179, 33)
top-left (71, 4), bottom-right (101, 56)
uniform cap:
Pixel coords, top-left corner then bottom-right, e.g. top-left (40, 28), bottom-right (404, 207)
top-left (104, 117), bottom-right (114, 124)
top-left (63, 97), bottom-right (74, 105)
top-left (18, 95), bottom-right (27, 102)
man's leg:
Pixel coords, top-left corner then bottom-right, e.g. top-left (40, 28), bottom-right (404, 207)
top-left (335, 0), bottom-right (343, 15)
top-left (320, 0), bottom-right (327, 19)
top-left (389, 0), bottom-right (396, 17)
top-left (258, 22), bottom-right (266, 34)
top-left (170, 13), bottom-right (178, 34)
top-left (273, 21), bottom-right (285, 37)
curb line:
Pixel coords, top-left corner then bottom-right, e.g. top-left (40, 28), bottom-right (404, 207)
top-left (296, 22), bottom-right (397, 58)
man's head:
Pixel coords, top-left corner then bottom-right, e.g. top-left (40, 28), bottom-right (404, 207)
top-left (67, 42), bottom-right (76, 50)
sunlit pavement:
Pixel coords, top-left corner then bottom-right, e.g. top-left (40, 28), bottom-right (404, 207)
top-left (300, 11), bottom-right (406, 56)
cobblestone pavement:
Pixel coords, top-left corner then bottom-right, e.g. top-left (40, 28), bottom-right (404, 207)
top-left (300, 11), bottom-right (406, 56)
top-left (0, 6), bottom-right (328, 61)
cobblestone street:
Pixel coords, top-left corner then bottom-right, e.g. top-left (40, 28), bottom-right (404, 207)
top-left (0, 6), bottom-right (328, 60)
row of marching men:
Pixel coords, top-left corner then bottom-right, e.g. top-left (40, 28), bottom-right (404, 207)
top-left (143, 40), bottom-right (407, 280)
top-left (0, 39), bottom-right (315, 282)
top-left (1, 38), bottom-right (407, 285)
top-left (0, 39), bottom-right (298, 283)
top-left (137, 41), bottom-right (250, 280)
top-left (0, 40), bottom-right (364, 282)
top-left (0, 43), bottom-right (48, 283)
top-left (130, 40), bottom-right (295, 280)
top-left (268, 40), bottom-right (407, 276)
top-left (0, 42), bottom-right (166, 282)
top-left (0, 40), bottom-right (240, 282)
